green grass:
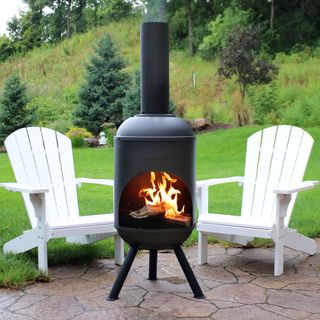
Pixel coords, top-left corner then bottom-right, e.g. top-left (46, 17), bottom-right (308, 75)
top-left (1, 126), bottom-right (320, 287)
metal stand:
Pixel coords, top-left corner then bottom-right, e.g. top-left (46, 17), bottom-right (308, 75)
top-left (148, 250), bottom-right (158, 280)
top-left (107, 246), bottom-right (138, 301)
top-left (107, 245), bottom-right (204, 300)
top-left (173, 246), bottom-right (205, 299)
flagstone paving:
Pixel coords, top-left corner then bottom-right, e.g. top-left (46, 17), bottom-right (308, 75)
top-left (1, 240), bottom-right (320, 319)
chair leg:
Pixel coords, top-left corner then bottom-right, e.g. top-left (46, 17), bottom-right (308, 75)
top-left (198, 232), bottom-right (208, 265)
top-left (114, 235), bottom-right (124, 265)
top-left (38, 239), bottom-right (48, 273)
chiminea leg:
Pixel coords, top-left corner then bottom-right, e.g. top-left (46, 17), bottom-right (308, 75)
top-left (107, 246), bottom-right (138, 301)
top-left (148, 250), bottom-right (158, 280)
top-left (173, 245), bottom-right (205, 299)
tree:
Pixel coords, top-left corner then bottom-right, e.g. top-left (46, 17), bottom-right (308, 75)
top-left (0, 36), bottom-right (15, 62)
top-left (218, 26), bottom-right (278, 126)
top-left (73, 35), bottom-right (130, 135)
top-left (122, 70), bottom-right (141, 120)
top-left (199, 8), bottom-right (251, 58)
top-left (218, 26), bottom-right (278, 100)
top-left (0, 74), bottom-right (34, 145)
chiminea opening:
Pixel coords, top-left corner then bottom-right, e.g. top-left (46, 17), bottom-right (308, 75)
top-left (119, 171), bottom-right (192, 229)
top-left (107, 22), bottom-right (204, 301)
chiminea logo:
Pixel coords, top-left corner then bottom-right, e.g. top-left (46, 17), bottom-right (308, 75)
top-left (144, 157), bottom-right (168, 163)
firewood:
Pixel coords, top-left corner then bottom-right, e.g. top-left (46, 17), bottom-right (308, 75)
top-left (129, 204), bottom-right (165, 219)
top-left (130, 204), bottom-right (191, 226)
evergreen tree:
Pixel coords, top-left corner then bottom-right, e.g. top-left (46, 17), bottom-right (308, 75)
top-left (0, 74), bottom-right (33, 145)
top-left (122, 70), bottom-right (141, 120)
top-left (73, 35), bottom-right (129, 135)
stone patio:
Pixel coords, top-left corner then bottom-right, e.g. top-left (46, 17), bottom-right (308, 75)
top-left (1, 240), bottom-right (320, 320)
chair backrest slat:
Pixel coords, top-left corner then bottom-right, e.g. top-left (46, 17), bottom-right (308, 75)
top-left (5, 128), bottom-right (38, 227)
top-left (240, 129), bottom-right (262, 220)
top-left (5, 127), bottom-right (79, 225)
top-left (241, 125), bottom-right (313, 225)
top-left (56, 130), bottom-right (79, 219)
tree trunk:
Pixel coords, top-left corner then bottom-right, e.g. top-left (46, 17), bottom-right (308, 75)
top-left (186, 1), bottom-right (194, 56)
top-left (270, 0), bottom-right (275, 30)
top-left (66, 0), bottom-right (72, 39)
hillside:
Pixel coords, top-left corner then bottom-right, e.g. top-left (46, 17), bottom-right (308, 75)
top-left (1, 18), bottom-right (320, 128)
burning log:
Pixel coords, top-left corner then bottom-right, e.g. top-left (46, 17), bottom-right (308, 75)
top-left (130, 204), bottom-right (191, 226)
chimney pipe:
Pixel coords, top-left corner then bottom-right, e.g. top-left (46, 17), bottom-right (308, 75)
top-left (140, 22), bottom-right (169, 114)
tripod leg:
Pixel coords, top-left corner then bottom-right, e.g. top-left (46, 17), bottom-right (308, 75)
top-left (148, 250), bottom-right (158, 280)
top-left (107, 246), bottom-right (138, 301)
top-left (173, 245), bottom-right (205, 299)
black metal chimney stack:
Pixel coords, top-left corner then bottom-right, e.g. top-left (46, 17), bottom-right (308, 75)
top-left (140, 22), bottom-right (169, 114)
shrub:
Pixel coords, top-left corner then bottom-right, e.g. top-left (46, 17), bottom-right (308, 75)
top-left (282, 94), bottom-right (320, 127)
top-left (27, 96), bottom-right (73, 127)
top-left (65, 127), bottom-right (92, 148)
top-left (47, 119), bottom-right (72, 133)
top-left (248, 84), bottom-right (280, 125)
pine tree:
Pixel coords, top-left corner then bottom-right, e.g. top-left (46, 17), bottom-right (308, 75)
top-left (122, 70), bottom-right (141, 120)
top-left (0, 74), bottom-right (33, 145)
top-left (74, 35), bottom-right (129, 135)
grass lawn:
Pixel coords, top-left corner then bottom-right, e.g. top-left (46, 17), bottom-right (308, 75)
top-left (1, 126), bottom-right (320, 287)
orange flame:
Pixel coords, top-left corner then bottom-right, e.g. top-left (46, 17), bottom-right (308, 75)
top-left (139, 171), bottom-right (185, 218)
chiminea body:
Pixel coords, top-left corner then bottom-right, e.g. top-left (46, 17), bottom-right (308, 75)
top-left (114, 115), bottom-right (195, 249)
top-left (114, 22), bottom-right (195, 250)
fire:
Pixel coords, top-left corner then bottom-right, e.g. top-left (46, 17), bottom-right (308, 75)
top-left (139, 171), bottom-right (185, 218)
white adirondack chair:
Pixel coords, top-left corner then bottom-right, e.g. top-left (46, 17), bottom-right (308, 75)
top-left (0, 127), bottom-right (124, 273)
top-left (197, 125), bottom-right (318, 276)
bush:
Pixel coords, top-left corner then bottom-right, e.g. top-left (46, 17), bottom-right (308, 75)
top-left (282, 94), bottom-right (320, 127)
top-left (65, 127), bottom-right (93, 148)
top-left (248, 84), bottom-right (280, 125)
top-left (27, 96), bottom-right (73, 127)
top-left (46, 119), bottom-right (72, 133)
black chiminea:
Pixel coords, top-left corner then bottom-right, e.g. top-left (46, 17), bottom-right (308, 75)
top-left (107, 22), bottom-right (204, 300)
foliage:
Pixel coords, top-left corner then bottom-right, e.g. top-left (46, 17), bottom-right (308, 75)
top-left (122, 70), bottom-right (141, 120)
top-left (199, 8), bottom-right (251, 58)
top-left (218, 26), bottom-right (278, 99)
top-left (248, 83), bottom-right (280, 125)
top-left (0, 36), bottom-right (15, 62)
top-left (282, 94), bottom-right (320, 127)
top-left (65, 126), bottom-right (92, 148)
top-left (239, 0), bottom-right (320, 53)
top-left (27, 96), bottom-right (73, 128)
top-left (73, 34), bottom-right (130, 135)
top-left (0, 74), bottom-right (34, 145)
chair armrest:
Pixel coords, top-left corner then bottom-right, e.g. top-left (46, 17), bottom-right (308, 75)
top-left (273, 181), bottom-right (319, 195)
top-left (76, 178), bottom-right (114, 187)
top-left (196, 176), bottom-right (244, 188)
top-left (0, 182), bottom-right (49, 194)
